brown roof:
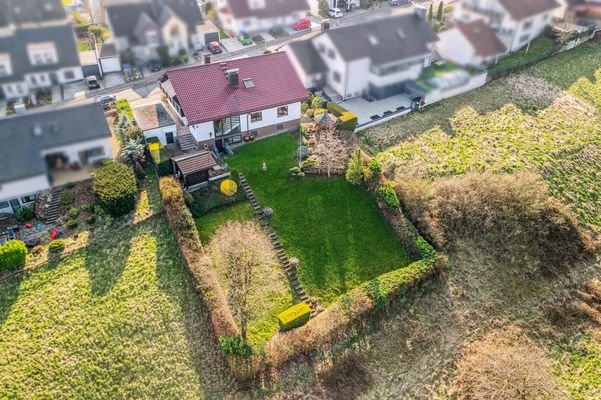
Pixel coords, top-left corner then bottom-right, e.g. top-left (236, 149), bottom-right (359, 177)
top-left (497, 0), bottom-right (560, 20)
top-left (134, 103), bottom-right (175, 131)
top-left (172, 151), bottom-right (216, 175)
top-left (457, 20), bottom-right (507, 57)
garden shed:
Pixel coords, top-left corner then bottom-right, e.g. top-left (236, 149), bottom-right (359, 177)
top-left (172, 150), bottom-right (218, 190)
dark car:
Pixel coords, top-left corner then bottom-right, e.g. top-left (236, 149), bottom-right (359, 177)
top-left (86, 75), bottom-right (100, 89)
top-left (390, 0), bottom-right (410, 5)
top-left (148, 59), bottom-right (162, 72)
top-left (208, 41), bottom-right (222, 54)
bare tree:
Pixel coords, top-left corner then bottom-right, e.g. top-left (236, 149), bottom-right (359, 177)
top-left (210, 221), bottom-right (275, 341)
top-left (314, 125), bottom-right (355, 177)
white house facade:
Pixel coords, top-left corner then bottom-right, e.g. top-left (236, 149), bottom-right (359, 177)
top-left (454, 0), bottom-right (560, 52)
top-left (436, 20), bottom-right (507, 66)
top-left (160, 52), bottom-right (309, 152)
top-left (0, 103), bottom-right (112, 214)
top-left (216, 0), bottom-right (309, 35)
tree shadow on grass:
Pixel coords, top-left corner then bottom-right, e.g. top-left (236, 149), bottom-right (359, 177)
top-left (0, 273), bottom-right (22, 326)
top-left (153, 222), bottom-right (237, 398)
top-left (82, 226), bottom-right (131, 296)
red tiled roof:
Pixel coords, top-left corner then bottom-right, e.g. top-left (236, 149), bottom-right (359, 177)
top-left (166, 52), bottom-right (309, 125)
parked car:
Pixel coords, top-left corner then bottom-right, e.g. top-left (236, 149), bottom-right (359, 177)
top-left (390, 0), bottom-right (410, 5)
top-left (147, 59), bottom-right (162, 72)
top-left (292, 18), bottom-right (311, 30)
top-left (238, 32), bottom-right (253, 46)
top-left (96, 94), bottom-right (116, 110)
top-left (86, 75), bottom-right (100, 90)
top-left (328, 8), bottom-right (343, 18)
top-left (208, 41), bottom-right (222, 54)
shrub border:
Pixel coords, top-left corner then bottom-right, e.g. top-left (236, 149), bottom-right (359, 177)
top-left (159, 170), bottom-right (446, 381)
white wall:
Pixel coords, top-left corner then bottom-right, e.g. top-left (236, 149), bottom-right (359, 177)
top-left (425, 72), bottom-right (487, 104)
top-left (313, 34), bottom-right (347, 96)
top-left (143, 124), bottom-right (177, 145)
top-left (437, 28), bottom-right (478, 66)
top-left (41, 137), bottom-right (112, 166)
top-left (345, 58), bottom-right (370, 99)
top-left (221, 10), bottom-right (306, 34)
top-left (189, 121), bottom-right (214, 142)
top-left (0, 175), bottom-right (50, 210)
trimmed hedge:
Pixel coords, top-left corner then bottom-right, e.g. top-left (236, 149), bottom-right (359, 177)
top-left (0, 240), bottom-right (27, 272)
top-left (48, 240), bottom-right (65, 253)
top-left (93, 160), bottom-right (138, 217)
top-left (327, 102), bottom-right (358, 132)
top-left (159, 177), bottom-right (238, 339)
top-left (278, 302), bottom-right (311, 331)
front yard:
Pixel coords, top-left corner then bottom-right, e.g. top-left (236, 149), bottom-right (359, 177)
top-left (227, 133), bottom-right (413, 305)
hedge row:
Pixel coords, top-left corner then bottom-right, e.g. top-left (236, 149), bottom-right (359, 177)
top-left (0, 240), bottom-right (27, 272)
top-left (159, 177), bottom-right (238, 339)
top-left (277, 302), bottom-right (311, 331)
top-left (327, 102), bottom-right (358, 132)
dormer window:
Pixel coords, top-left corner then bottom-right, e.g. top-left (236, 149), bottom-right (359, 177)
top-left (0, 53), bottom-right (12, 76)
top-left (27, 42), bottom-right (58, 66)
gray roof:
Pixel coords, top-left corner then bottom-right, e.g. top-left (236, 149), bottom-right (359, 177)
top-left (221, 0), bottom-right (309, 19)
top-left (288, 40), bottom-right (328, 75)
top-left (134, 103), bottom-right (175, 131)
top-left (0, 103), bottom-right (111, 184)
top-left (497, 0), bottom-right (560, 20)
top-left (106, 0), bottom-right (203, 45)
top-left (0, 24), bottom-right (81, 84)
top-left (324, 14), bottom-right (438, 65)
top-left (0, 0), bottom-right (67, 26)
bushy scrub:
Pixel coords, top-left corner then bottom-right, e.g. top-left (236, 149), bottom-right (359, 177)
top-left (345, 149), bottom-right (363, 185)
top-left (48, 240), bottom-right (65, 253)
top-left (395, 173), bottom-right (595, 272)
top-left (60, 191), bottom-right (75, 206)
top-left (376, 182), bottom-right (400, 208)
top-left (311, 96), bottom-right (324, 109)
top-left (93, 160), bottom-right (137, 217)
top-left (0, 240), bottom-right (27, 272)
top-left (15, 207), bottom-right (35, 222)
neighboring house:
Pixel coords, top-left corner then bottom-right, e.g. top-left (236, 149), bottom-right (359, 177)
top-left (0, 0), bottom-right (83, 100)
top-left (454, 0), bottom-right (561, 52)
top-left (568, 0), bottom-right (601, 21)
top-left (285, 13), bottom-right (438, 101)
top-left (0, 103), bottom-right (112, 215)
top-left (437, 20), bottom-right (507, 66)
top-left (105, 0), bottom-right (204, 62)
top-left (216, 0), bottom-right (310, 34)
top-left (160, 52), bottom-right (309, 152)
top-left (134, 103), bottom-right (177, 146)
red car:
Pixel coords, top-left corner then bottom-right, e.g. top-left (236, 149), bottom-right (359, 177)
top-left (292, 18), bottom-right (311, 31)
top-left (208, 41), bottom-right (222, 54)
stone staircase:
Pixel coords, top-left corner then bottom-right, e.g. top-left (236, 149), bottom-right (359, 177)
top-left (45, 186), bottom-right (64, 223)
top-left (238, 173), bottom-right (321, 317)
top-left (177, 127), bottom-right (198, 152)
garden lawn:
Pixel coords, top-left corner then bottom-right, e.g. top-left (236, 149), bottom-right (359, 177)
top-left (194, 202), bottom-right (254, 243)
top-left (0, 218), bottom-right (231, 399)
top-left (227, 133), bottom-right (413, 305)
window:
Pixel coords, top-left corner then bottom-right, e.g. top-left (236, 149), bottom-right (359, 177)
top-left (327, 49), bottom-right (335, 59)
top-left (214, 115), bottom-right (241, 136)
top-left (243, 78), bottom-right (255, 88)
top-left (21, 194), bottom-right (36, 203)
top-left (519, 34), bottom-right (530, 44)
top-left (333, 71), bottom-right (341, 83)
top-left (0, 201), bottom-right (9, 209)
top-left (250, 130), bottom-right (258, 135)
top-left (30, 75), bottom-right (37, 85)
top-left (523, 20), bottom-right (533, 30)
top-left (225, 135), bottom-right (242, 144)
top-left (64, 70), bottom-right (75, 80)
top-left (0, 53), bottom-right (11, 76)
top-left (27, 42), bottom-right (58, 65)
top-left (250, 111), bottom-right (262, 122)
top-left (277, 106), bottom-right (288, 117)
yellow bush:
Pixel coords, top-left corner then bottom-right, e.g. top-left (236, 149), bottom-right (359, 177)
top-left (277, 302), bottom-right (311, 331)
top-left (220, 179), bottom-right (238, 197)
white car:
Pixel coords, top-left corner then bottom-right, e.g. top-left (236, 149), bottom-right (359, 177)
top-left (328, 8), bottom-right (343, 18)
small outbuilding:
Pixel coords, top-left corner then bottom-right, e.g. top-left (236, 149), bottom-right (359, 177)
top-left (172, 150), bottom-right (223, 190)
top-left (134, 103), bottom-right (177, 145)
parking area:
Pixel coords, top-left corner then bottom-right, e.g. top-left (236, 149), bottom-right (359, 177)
top-left (220, 37), bottom-right (255, 53)
top-left (341, 93), bottom-right (412, 125)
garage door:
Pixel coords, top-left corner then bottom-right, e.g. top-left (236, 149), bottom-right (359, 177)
top-left (204, 32), bottom-right (219, 44)
top-left (100, 57), bottom-right (121, 74)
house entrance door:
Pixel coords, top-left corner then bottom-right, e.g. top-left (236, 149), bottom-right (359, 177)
top-left (9, 199), bottom-right (21, 213)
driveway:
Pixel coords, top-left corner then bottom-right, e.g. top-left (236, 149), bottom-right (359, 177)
top-left (220, 38), bottom-right (254, 53)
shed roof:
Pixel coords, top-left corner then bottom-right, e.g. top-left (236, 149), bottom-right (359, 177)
top-left (172, 150), bottom-right (216, 175)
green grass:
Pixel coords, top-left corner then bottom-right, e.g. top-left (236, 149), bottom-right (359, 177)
top-left (195, 203), bottom-right (293, 345)
top-left (227, 133), bottom-right (413, 305)
top-left (0, 218), bottom-right (231, 398)
top-left (194, 202), bottom-right (253, 243)
top-left (489, 36), bottom-right (557, 75)
top-left (556, 337), bottom-right (601, 400)
top-left (219, 29), bottom-right (229, 39)
top-left (77, 42), bottom-right (91, 52)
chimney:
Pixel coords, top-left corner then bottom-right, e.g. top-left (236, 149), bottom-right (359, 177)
top-left (414, 4), bottom-right (427, 19)
top-left (14, 102), bottom-right (26, 115)
top-left (203, 53), bottom-right (211, 65)
top-left (227, 68), bottom-right (239, 88)
top-left (321, 19), bottom-right (330, 32)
